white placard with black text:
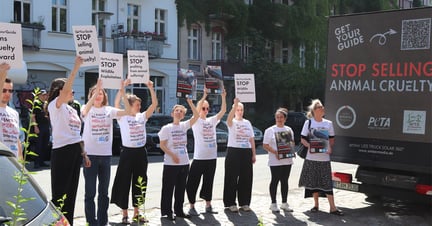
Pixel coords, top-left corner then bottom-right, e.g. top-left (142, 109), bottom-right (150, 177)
top-left (234, 73), bottom-right (256, 103)
top-left (72, 25), bottom-right (100, 66)
top-left (127, 50), bottom-right (149, 84)
top-left (99, 52), bottom-right (123, 89)
top-left (0, 22), bottom-right (23, 68)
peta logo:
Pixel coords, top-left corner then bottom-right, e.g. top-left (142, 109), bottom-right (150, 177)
top-left (368, 117), bottom-right (391, 130)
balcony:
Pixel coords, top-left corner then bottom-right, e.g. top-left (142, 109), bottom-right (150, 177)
top-left (112, 33), bottom-right (165, 58)
top-left (20, 23), bottom-right (45, 50)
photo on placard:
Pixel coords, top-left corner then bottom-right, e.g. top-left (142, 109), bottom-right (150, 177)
top-left (275, 130), bottom-right (295, 159)
top-left (176, 68), bottom-right (197, 100)
top-left (204, 65), bottom-right (223, 94)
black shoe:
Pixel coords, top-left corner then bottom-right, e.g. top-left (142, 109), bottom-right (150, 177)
top-left (162, 214), bottom-right (175, 221)
top-left (175, 212), bottom-right (191, 218)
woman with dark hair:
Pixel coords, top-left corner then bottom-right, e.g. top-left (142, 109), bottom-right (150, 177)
top-left (81, 79), bottom-right (130, 226)
top-left (47, 56), bottom-right (90, 225)
top-left (298, 99), bottom-right (343, 216)
top-left (263, 107), bottom-right (295, 212)
top-left (110, 80), bottom-right (158, 224)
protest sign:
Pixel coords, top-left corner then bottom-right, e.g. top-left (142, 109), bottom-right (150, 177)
top-left (99, 52), bottom-right (123, 89)
top-left (234, 73), bottom-right (256, 103)
top-left (72, 25), bottom-right (100, 66)
top-left (127, 50), bottom-right (149, 84)
top-left (0, 22), bottom-right (23, 68)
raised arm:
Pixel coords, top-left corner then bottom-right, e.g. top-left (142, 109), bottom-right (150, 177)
top-left (116, 79), bottom-right (132, 117)
top-left (145, 80), bottom-right (158, 119)
top-left (186, 98), bottom-right (200, 126)
top-left (196, 88), bottom-right (208, 112)
top-left (81, 79), bottom-right (102, 117)
top-left (227, 98), bottom-right (239, 127)
top-left (0, 63), bottom-right (11, 100)
top-left (56, 56), bottom-right (83, 108)
top-left (216, 88), bottom-right (227, 120)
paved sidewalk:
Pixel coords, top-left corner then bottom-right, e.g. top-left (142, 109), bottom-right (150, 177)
top-left (73, 187), bottom-right (357, 226)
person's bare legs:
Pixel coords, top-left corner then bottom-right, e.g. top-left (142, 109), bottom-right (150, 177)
top-left (313, 192), bottom-right (319, 209)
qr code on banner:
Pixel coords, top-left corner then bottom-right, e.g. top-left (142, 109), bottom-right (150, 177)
top-left (401, 18), bottom-right (431, 50)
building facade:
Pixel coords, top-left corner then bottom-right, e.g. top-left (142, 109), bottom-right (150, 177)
top-left (1, 0), bottom-right (178, 116)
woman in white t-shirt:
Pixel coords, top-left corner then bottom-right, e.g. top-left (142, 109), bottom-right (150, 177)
top-left (47, 56), bottom-right (90, 225)
top-left (81, 79), bottom-right (130, 226)
top-left (263, 107), bottom-right (295, 213)
top-left (158, 100), bottom-right (199, 221)
top-left (223, 98), bottom-right (256, 212)
top-left (298, 99), bottom-right (343, 216)
top-left (110, 80), bottom-right (158, 224)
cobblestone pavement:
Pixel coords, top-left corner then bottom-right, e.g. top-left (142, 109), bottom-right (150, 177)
top-left (73, 187), bottom-right (432, 226)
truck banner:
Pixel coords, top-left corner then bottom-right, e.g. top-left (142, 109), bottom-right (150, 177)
top-left (325, 8), bottom-right (432, 173)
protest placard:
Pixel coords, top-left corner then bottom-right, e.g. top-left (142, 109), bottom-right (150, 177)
top-left (127, 50), bottom-right (149, 84)
top-left (234, 73), bottom-right (256, 103)
top-left (176, 68), bottom-right (197, 100)
top-left (0, 22), bottom-right (23, 68)
top-left (99, 52), bottom-right (123, 89)
top-left (204, 65), bottom-right (223, 94)
top-left (72, 25), bottom-right (100, 66)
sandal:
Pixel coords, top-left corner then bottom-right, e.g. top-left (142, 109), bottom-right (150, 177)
top-left (330, 209), bottom-right (344, 216)
top-left (310, 206), bottom-right (319, 212)
top-left (121, 216), bottom-right (130, 224)
top-left (133, 214), bottom-right (149, 223)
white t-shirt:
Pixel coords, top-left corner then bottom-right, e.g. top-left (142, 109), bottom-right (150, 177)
top-left (0, 106), bottom-right (20, 156)
top-left (192, 116), bottom-right (219, 160)
top-left (158, 121), bottom-right (190, 165)
top-left (117, 112), bottom-right (147, 148)
top-left (82, 105), bottom-right (119, 156)
top-left (300, 118), bottom-right (335, 162)
top-left (48, 98), bottom-right (82, 149)
top-left (227, 118), bottom-right (254, 149)
top-left (263, 125), bottom-right (294, 166)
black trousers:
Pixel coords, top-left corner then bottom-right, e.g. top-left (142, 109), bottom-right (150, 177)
top-left (50, 142), bottom-right (82, 225)
top-left (111, 146), bottom-right (148, 209)
top-left (223, 147), bottom-right (253, 207)
top-left (160, 164), bottom-right (189, 216)
top-left (186, 159), bottom-right (217, 204)
top-left (269, 165), bottom-right (292, 203)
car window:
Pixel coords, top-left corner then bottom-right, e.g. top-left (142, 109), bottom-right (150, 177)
top-left (0, 155), bottom-right (47, 224)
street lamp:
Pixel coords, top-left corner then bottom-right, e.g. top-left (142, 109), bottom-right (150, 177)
top-left (93, 11), bottom-right (113, 52)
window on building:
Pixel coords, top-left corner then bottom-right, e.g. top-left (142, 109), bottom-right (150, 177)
top-left (240, 41), bottom-right (251, 63)
top-left (299, 43), bottom-right (305, 68)
top-left (188, 26), bottom-right (200, 60)
top-left (314, 42), bottom-right (320, 69)
top-left (92, 0), bottom-right (106, 36)
top-left (14, 0), bottom-right (31, 23)
top-left (282, 40), bottom-right (289, 64)
top-left (154, 9), bottom-right (166, 35)
top-left (127, 4), bottom-right (139, 33)
top-left (130, 76), bottom-right (164, 114)
top-left (272, 0), bottom-right (290, 5)
top-left (212, 31), bottom-right (223, 60)
top-left (52, 0), bottom-right (67, 32)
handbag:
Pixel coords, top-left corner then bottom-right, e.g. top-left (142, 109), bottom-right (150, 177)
top-left (296, 119), bottom-right (311, 159)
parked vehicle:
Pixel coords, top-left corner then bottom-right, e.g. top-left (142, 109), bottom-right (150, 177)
top-left (0, 144), bottom-right (69, 225)
top-left (325, 8), bottom-right (432, 202)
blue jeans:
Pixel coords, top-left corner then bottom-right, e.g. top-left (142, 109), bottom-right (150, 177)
top-left (84, 155), bottom-right (111, 226)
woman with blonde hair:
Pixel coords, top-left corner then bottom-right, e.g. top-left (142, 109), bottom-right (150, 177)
top-left (298, 99), bottom-right (343, 216)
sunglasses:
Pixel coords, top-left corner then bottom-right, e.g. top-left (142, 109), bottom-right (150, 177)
top-left (2, 89), bottom-right (13, 93)
top-left (202, 107), bottom-right (209, 111)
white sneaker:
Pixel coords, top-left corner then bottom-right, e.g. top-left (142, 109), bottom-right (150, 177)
top-left (280, 203), bottom-right (293, 212)
top-left (269, 203), bottom-right (279, 212)
top-left (241, 205), bottom-right (251, 211)
top-left (228, 205), bottom-right (238, 212)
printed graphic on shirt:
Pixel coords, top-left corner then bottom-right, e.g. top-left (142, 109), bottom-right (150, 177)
top-left (275, 130), bottom-right (295, 159)
top-left (0, 111), bottom-right (19, 151)
top-left (309, 128), bottom-right (329, 153)
top-left (202, 122), bottom-right (216, 148)
top-left (90, 112), bottom-right (111, 144)
top-left (235, 123), bottom-right (252, 148)
top-left (68, 106), bottom-right (82, 136)
top-left (127, 117), bottom-right (146, 147)
top-left (172, 129), bottom-right (187, 155)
